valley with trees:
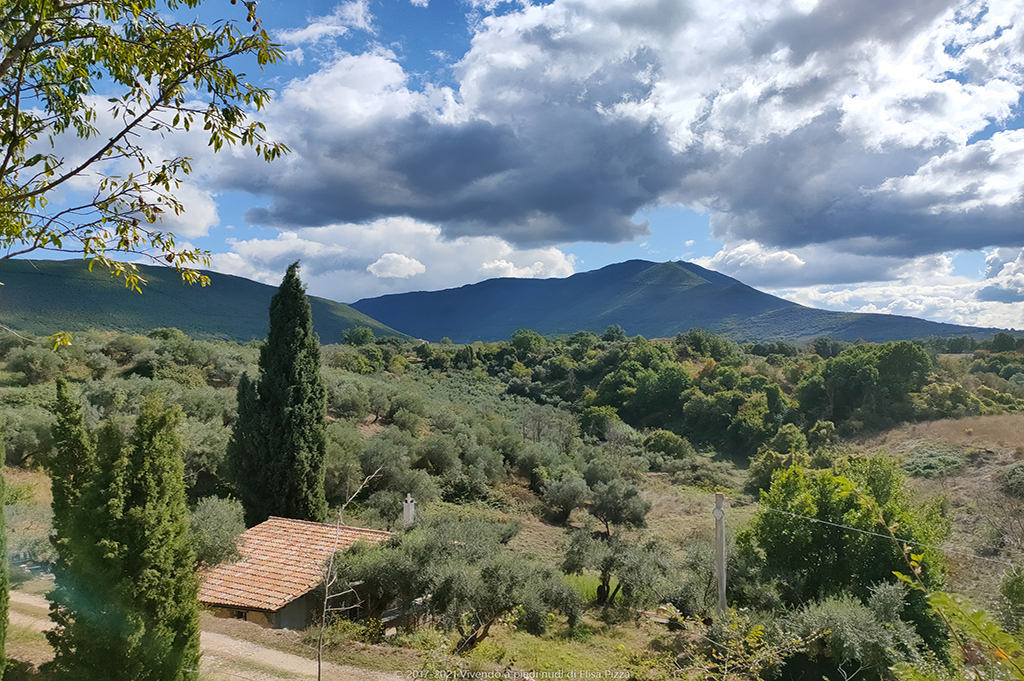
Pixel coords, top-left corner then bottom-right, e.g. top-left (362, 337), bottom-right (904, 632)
top-left (1, 0), bottom-right (1023, 679)
top-left (0, 261), bottom-right (1023, 678)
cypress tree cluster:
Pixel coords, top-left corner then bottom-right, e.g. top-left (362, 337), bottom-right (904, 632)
top-left (46, 388), bottom-right (200, 681)
top-left (228, 261), bottom-right (328, 525)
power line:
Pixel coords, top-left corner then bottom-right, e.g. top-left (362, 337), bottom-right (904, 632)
top-left (728, 497), bottom-right (1019, 568)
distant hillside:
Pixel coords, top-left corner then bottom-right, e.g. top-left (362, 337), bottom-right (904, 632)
top-left (0, 259), bottom-right (407, 342)
top-left (351, 260), bottom-right (1004, 343)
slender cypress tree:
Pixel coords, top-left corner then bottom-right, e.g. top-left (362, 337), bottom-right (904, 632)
top-left (228, 261), bottom-right (328, 524)
top-left (48, 379), bottom-right (97, 561)
top-left (227, 373), bottom-right (267, 524)
top-left (45, 379), bottom-right (98, 677)
top-left (121, 397), bottom-right (202, 680)
top-left (45, 397), bottom-right (201, 681)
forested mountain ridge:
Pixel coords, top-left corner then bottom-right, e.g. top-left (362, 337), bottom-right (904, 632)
top-left (0, 259), bottom-right (408, 342)
top-left (0, 258), bottom-right (1004, 346)
top-left (351, 260), bottom-right (1005, 343)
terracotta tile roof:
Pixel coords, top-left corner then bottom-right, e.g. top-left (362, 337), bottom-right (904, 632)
top-left (198, 516), bottom-right (393, 611)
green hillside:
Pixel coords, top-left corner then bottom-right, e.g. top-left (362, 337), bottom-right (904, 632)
top-left (0, 259), bottom-right (407, 342)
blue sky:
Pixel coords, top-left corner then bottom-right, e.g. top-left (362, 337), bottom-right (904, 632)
top-left (32, 0), bottom-right (1024, 329)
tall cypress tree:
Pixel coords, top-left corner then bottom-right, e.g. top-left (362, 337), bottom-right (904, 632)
top-left (45, 379), bottom-right (98, 676)
top-left (45, 397), bottom-right (201, 681)
top-left (228, 261), bottom-right (327, 524)
top-left (227, 373), bottom-right (266, 523)
top-left (48, 379), bottom-right (97, 560)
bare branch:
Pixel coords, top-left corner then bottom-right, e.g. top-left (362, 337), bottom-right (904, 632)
top-left (317, 465), bottom-right (384, 681)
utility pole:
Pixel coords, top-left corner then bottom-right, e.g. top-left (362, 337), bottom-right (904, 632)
top-left (714, 492), bottom-right (726, 617)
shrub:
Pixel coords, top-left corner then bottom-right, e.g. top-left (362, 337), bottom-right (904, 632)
top-left (190, 496), bottom-right (246, 568)
top-left (542, 474), bottom-right (590, 524)
top-left (1000, 463), bottom-right (1024, 500)
top-left (2, 405), bottom-right (56, 466)
top-left (669, 457), bottom-right (742, 491)
top-left (1001, 569), bottom-right (1024, 631)
top-left (782, 588), bottom-right (924, 681)
top-left (343, 326), bottom-right (376, 347)
top-left (902, 442), bottom-right (967, 479)
top-left (6, 346), bottom-right (64, 385)
top-left (767, 423), bottom-right (807, 455)
top-left (738, 459), bottom-right (949, 656)
top-left (747, 448), bottom-right (809, 494)
top-left (579, 405), bottom-right (620, 439)
top-left (642, 430), bottom-right (695, 460)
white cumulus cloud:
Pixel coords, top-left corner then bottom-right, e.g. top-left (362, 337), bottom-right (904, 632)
top-left (277, 0), bottom-right (375, 44)
top-left (208, 217), bottom-right (577, 302)
top-left (368, 253), bottom-right (426, 278)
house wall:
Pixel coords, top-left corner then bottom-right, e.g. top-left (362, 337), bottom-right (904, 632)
top-left (206, 605), bottom-right (274, 628)
top-left (274, 593), bottom-right (314, 630)
top-left (203, 592), bottom-right (317, 630)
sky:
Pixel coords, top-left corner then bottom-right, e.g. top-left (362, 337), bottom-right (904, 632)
top-left (44, 0), bottom-right (1024, 329)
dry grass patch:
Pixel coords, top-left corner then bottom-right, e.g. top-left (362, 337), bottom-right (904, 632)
top-left (469, 612), bottom-right (658, 676)
top-left (3, 467), bottom-right (52, 506)
top-left (6, 625), bottom-right (53, 668)
top-left (356, 416), bottom-right (385, 438)
top-left (855, 415), bottom-right (1024, 607)
top-left (863, 413), bottom-right (1024, 455)
top-left (642, 475), bottom-right (757, 547)
top-left (508, 515), bottom-right (566, 565)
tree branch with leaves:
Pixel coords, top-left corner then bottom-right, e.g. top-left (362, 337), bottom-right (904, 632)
top-left (0, 0), bottom-right (288, 290)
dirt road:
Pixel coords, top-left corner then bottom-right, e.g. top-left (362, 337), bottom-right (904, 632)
top-left (9, 591), bottom-right (397, 681)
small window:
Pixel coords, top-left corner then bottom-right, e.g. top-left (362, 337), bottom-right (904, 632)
top-left (232, 610), bottom-right (246, 620)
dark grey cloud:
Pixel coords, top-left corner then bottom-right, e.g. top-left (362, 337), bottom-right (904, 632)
top-left (687, 111), bottom-right (1024, 258)
top-left (752, 0), bottom-right (957, 63)
top-left (221, 41), bottom-right (695, 247)
top-left (976, 285), bottom-right (1024, 303)
top-left (215, 0), bottom-right (1024, 260)
top-left (231, 108), bottom-right (686, 246)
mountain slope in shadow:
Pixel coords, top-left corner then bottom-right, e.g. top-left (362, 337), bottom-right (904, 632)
top-left (0, 259), bottom-right (407, 342)
top-left (351, 260), bottom-right (1002, 343)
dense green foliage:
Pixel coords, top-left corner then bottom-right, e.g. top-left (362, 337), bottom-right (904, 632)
top-left (228, 263), bottom-right (328, 524)
top-left (45, 396), bottom-right (200, 680)
top-left (0, 319), bottom-right (1021, 679)
top-left (738, 459), bottom-right (950, 656)
top-left (45, 378), bottom-right (100, 680)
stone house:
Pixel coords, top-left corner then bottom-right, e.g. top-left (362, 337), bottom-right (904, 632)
top-left (198, 516), bottom-right (393, 629)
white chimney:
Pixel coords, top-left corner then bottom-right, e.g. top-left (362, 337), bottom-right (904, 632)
top-left (403, 494), bottom-right (416, 525)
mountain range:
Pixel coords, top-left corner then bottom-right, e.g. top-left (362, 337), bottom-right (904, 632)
top-left (0, 259), bottom-right (406, 342)
top-left (0, 258), bottom-right (1005, 344)
top-left (351, 260), bottom-right (1004, 343)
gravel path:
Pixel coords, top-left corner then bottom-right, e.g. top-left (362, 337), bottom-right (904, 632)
top-left (200, 630), bottom-right (397, 681)
top-left (9, 591), bottom-right (397, 681)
